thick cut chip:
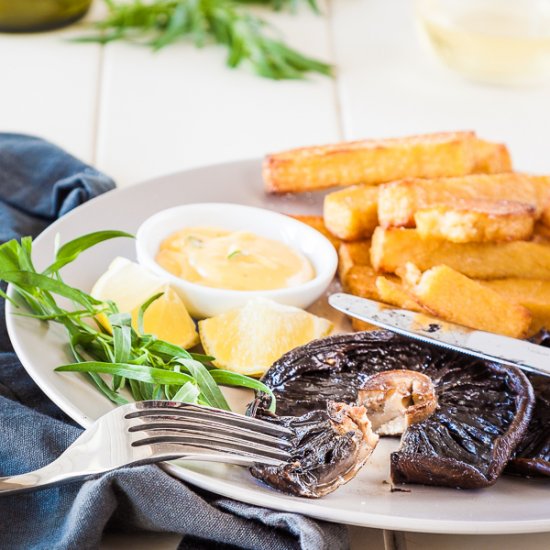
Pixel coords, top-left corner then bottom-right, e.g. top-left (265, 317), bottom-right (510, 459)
top-left (290, 215), bottom-right (341, 249)
top-left (533, 222), bottom-right (550, 243)
top-left (533, 175), bottom-right (550, 227)
top-left (378, 173), bottom-right (542, 228)
top-left (375, 276), bottom-right (425, 313)
top-left (199, 298), bottom-right (333, 377)
top-left (405, 265), bottom-right (532, 338)
top-left (263, 132), bottom-right (478, 193)
top-left (323, 185), bottom-right (379, 240)
top-left (338, 242), bottom-right (384, 302)
top-left (370, 227), bottom-right (550, 280)
top-left (341, 269), bottom-right (403, 326)
top-left (414, 200), bottom-right (536, 243)
top-left (338, 241), bottom-right (372, 280)
top-left (336, 242), bottom-right (384, 329)
top-left (472, 140), bottom-right (512, 173)
top-left (341, 266), bottom-right (381, 300)
top-left (351, 318), bottom-right (379, 332)
top-left (479, 279), bottom-right (550, 333)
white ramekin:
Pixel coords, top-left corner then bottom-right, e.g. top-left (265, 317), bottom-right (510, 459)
top-left (135, 203), bottom-right (338, 318)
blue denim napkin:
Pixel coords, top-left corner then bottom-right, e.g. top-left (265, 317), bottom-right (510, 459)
top-left (0, 134), bottom-right (350, 550)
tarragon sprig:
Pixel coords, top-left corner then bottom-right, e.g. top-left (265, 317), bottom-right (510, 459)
top-left (0, 231), bottom-right (275, 411)
top-left (74, 0), bottom-right (332, 79)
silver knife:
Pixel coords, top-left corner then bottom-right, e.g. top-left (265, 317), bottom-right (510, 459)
top-left (329, 292), bottom-right (550, 378)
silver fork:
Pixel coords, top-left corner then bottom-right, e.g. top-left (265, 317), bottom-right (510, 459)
top-left (0, 401), bottom-right (293, 495)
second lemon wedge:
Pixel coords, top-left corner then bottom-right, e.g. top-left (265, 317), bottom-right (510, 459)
top-left (199, 298), bottom-right (333, 377)
top-left (91, 257), bottom-right (199, 349)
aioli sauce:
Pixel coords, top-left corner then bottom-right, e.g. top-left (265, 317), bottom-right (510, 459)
top-left (156, 226), bottom-right (315, 291)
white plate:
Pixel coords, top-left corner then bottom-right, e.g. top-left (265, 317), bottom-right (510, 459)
top-left (6, 159), bottom-right (550, 535)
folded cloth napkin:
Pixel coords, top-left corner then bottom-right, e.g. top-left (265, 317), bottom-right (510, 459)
top-left (0, 134), bottom-right (350, 550)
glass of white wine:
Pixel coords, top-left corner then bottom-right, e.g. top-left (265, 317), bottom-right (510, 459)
top-left (415, 0), bottom-right (550, 85)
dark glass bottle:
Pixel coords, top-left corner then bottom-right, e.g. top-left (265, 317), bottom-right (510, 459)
top-left (0, 0), bottom-right (92, 32)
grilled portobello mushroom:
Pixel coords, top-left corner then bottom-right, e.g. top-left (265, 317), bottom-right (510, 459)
top-left (252, 331), bottom-right (534, 492)
top-left (506, 330), bottom-right (550, 477)
top-left (249, 402), bottom-right (379, 498)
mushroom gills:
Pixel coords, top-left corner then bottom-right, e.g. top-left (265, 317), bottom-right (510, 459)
top-left (250, 402), bottom-right (379, 498)
top-left (358, 370), bottom-right (438, 435)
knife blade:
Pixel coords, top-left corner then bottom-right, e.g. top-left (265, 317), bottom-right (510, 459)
top-left (329, 292), bottom-right (550, 378)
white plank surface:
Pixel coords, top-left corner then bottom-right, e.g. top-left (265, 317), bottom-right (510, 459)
top-left (95, 4), bottom-right (340, 186)
top-left (331, 0), bottom-right (550, 173)
top-left (0, 6), bottom-right (103, 163)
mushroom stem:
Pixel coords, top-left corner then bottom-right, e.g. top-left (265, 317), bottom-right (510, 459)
top-left (358, 370), bottom-right (438, 436)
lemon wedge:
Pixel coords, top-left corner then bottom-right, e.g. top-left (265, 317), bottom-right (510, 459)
top-left (199, 298), bottom-right (333, 377)
top-left (91, 257), bottom-right (199, 349)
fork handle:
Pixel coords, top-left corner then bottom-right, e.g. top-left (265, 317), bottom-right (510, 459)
top-left (0, 450), bottom-right (281, 496)
top-left (0, 460), bottom-right (99, 495)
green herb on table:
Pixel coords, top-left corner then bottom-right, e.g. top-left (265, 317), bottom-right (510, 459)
top-left (75, 0), bottom-right (332, 80)
top-left (0, 231), bottom-right (275, 411)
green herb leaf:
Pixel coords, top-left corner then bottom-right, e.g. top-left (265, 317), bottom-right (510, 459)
top-left (0, 270), bottom-right (103, 312)
top-left (110, 313), bottom-right (133, 391)
top-left (0, 240), bottom-right (30, 272)
top-left (44, 230), bottom-right (134, 275)
top-left (152, 384), bottom-right (166, 400)
top-left (172, 381), bottom-right (201, 403)
top-left (147, 339), bottom-right (193, 360)
top-left (56, 361), bottom-right (195, 385)
top-left (137, 292), bottom-right (164, 334)
top-left (210, 370), bottom-right (276, 412)
top-left (88, 372), bottom-right (130, 405)
top-left (189, 352), bottom-right (215, 363)
top-left (176, 358), bottom-right (231, 410)
top-left (129, 378), bottom-right (145, 401)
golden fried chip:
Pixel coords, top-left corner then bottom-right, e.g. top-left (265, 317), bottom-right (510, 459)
top-left (472, 140), bottom-right (512, 173)
top-left (378, 173), bottom-right (541, 228)
top-left (479, 278), bottom-right (550, 334)
top-left (375, 276), bottom-right (425, 313)
top-left (370, 227), bottom-right (550, 280)
top-left (323, 185), bottom-right (379, 240)
top-left (414, 200), bottom-right (535, 243)
top-left (408, 265), bottom-right (532, 338)
top-left (338, 241), bottom-right (372, 280)
top-left (264, 132), bottom-right (478, 193)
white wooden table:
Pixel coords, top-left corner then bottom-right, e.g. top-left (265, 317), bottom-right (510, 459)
top-left (2, 1), bottom-right (549, 548)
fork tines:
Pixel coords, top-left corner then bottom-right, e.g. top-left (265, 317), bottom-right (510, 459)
top-left (125, 401), bottom-right (294, 465)
top-left (127, 401), bottom-right (292, 435)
